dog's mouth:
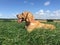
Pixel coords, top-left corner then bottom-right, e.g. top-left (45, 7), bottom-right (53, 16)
top-left (18, 18), bottom-right (23, 23)
top-left (17, 18), bottom-right (25, 23)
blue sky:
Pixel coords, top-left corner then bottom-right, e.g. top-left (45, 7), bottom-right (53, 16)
top-left (0, 0), bottom-right (60, 19)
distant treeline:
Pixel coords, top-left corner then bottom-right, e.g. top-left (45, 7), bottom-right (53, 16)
top-left (0, 19), bottom-right (60, 22)
top-left (0, 19), bottom-right (17, 22)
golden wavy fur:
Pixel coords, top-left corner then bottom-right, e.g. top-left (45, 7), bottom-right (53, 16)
top-left (17, 12), bottom-right (56, 33)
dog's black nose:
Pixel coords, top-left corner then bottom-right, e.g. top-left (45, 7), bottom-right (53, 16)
top-left (17, 15), bottom-right (18, 17)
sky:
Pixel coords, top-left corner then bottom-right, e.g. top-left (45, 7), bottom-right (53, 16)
top-left (0, 0), bottom-right (60, 19)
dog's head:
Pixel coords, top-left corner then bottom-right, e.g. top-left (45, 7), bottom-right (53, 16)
top-left (17, 12), bottom-right (34, 23)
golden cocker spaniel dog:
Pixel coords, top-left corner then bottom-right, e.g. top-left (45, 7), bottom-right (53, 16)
top-left (17, 12), bottom-right (56, 33)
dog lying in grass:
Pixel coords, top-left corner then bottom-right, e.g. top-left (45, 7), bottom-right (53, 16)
top-left (17, 12), bottom-right (56, 33)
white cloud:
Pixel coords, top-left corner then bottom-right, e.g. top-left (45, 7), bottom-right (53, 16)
top-left (11, 13), bottom-right (19, 18)
top-left (34, 10), bottom-right (60, 19)
top-left (30, 2), bottom-right (34, 5)
top-left (0, 12), bottom-right (18, 18)
top-left (24, 0), bottom-right (34, 5)
top-left (44, 1), bottom-right (50, 6)
top-left (36, 10), bottom-right (44, 15)
top-left (24, 0), bottom-right (27, 3)
top-left (46, 10), bottom-right (50, 13)
top-left (53, 10), bottom-right (60, 16)
top-left (0, 13), bottom-right (6, 18)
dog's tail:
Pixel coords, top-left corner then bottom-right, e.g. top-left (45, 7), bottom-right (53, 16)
top-left (51, 25), bottom-right (56, 30)
top-left (43, 24), bottom-right (56, 30)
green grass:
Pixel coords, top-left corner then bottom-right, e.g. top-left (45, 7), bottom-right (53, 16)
top-left (0, 21), bottom-right (60, 45)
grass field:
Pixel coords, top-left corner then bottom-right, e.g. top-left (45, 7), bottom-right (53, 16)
top-left (0, 21), bottom-right (60, 45)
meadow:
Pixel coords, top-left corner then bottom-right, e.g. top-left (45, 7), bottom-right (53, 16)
top-left (0, 21), bottom-right (60, 45)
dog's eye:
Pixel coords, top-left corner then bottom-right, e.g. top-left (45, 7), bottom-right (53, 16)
top-left (22, 13), bottom-right (23, 15)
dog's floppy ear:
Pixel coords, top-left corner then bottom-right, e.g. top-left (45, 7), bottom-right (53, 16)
top-left (26, 12), bottom-right (34, 22)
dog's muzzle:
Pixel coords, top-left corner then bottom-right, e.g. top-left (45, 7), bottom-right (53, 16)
top-left (17, 18), bottom-right (25, 23)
